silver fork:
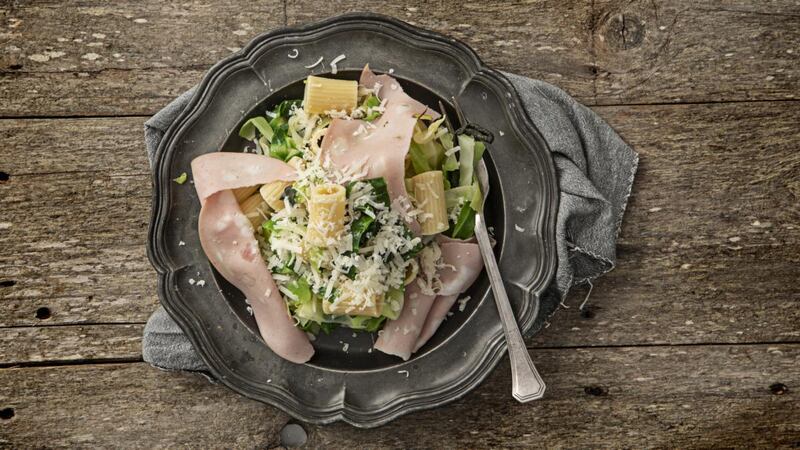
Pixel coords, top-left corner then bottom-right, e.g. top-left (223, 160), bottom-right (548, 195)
top-left (443, 98), bottom-right (546, 401)
top-left (474, 160), bottom-right (547, 402)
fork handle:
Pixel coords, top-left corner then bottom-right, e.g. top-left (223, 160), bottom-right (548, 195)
top-left (474, 213), bottom-right (546, 402)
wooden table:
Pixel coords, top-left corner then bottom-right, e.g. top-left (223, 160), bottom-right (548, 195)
top-left (1, 1), bottom-right (798, 447)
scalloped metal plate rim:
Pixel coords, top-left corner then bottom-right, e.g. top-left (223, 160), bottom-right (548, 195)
top-left (147, 12), bottom-right (558, 427)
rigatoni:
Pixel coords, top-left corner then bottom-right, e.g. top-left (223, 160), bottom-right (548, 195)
top-left (412, 170), bottom-right (448, 235)
top-left (233, 185), bottom-right (259, 203)
top-left (260, 181), bottom-right (291, 211)
top-left (304, 76), bottom-right (357, 114)
top-left (239, 193), bottom-right (269, 228)
top-left (305, 184), bottom-right (347, 247)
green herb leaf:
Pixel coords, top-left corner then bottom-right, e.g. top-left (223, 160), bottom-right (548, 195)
top-left (286, 278), bottom-right (312, 304)
top-left (449, 204), bottom-right (476, 239)
top-left (351, 214), bottom-right (375, 252)
top-left (261, 219), bottom-right (276, 240)
top-left (364, 178), bottom-right (390, 207)
top-left (173, 172), bottom-right (188, 184)
top-left (275, 100), bottom-right (300, 118)
top-left (361, 94), bottom-right (380, 109)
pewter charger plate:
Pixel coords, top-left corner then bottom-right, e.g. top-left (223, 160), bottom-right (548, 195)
top-left (147, 13), bottom-right (558, 427)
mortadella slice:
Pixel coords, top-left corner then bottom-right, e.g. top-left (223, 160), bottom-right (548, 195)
top-left (192, 152), bottom-right (298, 204)
top-left (413, 241), bottom-right (484, 352)
top-left (321, 67), bottom-right (439, 208)
top-left (359, 65), bottom-right (440, 120)
top-left (192, 153), bottom-right (314, 364)
top-left (375, 240), bottom-right (484, 359)
top-left (373, 281), bottom-right (437, 361)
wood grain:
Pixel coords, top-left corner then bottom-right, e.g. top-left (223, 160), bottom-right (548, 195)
top-left (0, 325), bottom-right (143, 367)
top-left (0, 172), bottom-right (157, 327)
top-left (0, 363), bottom-right (290, 449)
top-left (593, 0), bottom-right (800, 104)
top-left (3, 0), bottom-right (799, 117)
top-left (286, 0), bottom-right (597, 102)
top-left (0, 117), bottom-right (150, 175)
top-left (0, 0), bottom-right (285, 117)
top-left (0, 344), bottom-right (797, 448)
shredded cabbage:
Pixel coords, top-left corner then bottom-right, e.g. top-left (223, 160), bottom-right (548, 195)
top-left (457, 134), bottom-right (476, 188)
top-left (239, 116), bottom-right (274, 142)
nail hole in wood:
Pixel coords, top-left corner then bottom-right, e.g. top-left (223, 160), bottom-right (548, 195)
top-left (0, 408), bottom-right (14, 420)
top-left (580, 306), bottom-right (596, 319)
top-left (35, 307), bottom-right (51, 320)
top-left (770, 383), bottom-right (788, 395)
top-left (584, 385), bottom-right (608, 396)
top-left (0, 172), bottom-right (9, 181)
top-left (0, 280), bottom-right (16, 288)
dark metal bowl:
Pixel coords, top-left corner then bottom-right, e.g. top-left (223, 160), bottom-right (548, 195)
top-left (147, 13), bottom-right (558, 427)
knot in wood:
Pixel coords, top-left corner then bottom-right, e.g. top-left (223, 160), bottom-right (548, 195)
top-left (602, 13), bottom-right (645, 51)
top-left (584, 385), bottom-right (608, 396)
top-left (770, 383), bottom-right (788, 395)
top-left (0, 408), bottom-right (14, 420)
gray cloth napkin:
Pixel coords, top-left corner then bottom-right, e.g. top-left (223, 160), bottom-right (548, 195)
top-left (142, 75), bottom-right (638, 371)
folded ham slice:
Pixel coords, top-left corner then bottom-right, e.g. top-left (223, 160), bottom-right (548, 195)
top-left (372, 281), bottom-right (437, 361)
top-left (359, 66), bottom-right (440, 120)
top-left (413, 240), bottom-right (484, 353)
top-left (320, 67), bottom-right (439, 213)
top-left (375, 239), bottom-right (484, 360)
top-left (192, 153), bottom-right (314, 364)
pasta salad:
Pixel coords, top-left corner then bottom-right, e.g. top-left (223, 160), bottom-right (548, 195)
top-left (191, 65), bottom-right (486, 363)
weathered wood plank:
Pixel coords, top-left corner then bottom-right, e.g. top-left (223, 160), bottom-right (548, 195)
top-left (0, 363), bottom-right (290, 449)
top-left (4, 0), bottom-right (798, 117)
top-left (592, 0), bottom-right (800, 105)
top-left (1, 101), bottom-right (798, 352)
top-left (0, 117), bottom-right (150, 175)
top-left (0, 325), bottom-right (143, 367)
top-left (0, 172), bottom-right (156, 326)
top-left (0, 345), bottom-right (798, 448)
top-left (294, 0), bottom-right (800, 105)
top-left (286, 0), bottom-right (596, 102)
top-left (1, 1), bottom-right (284, 71)
top-left (0, 69), bottom-right (203, 118)
top-left (287, 0), bottom-right (799, 105)
top-left (0, 0), bottom-right (285, 117)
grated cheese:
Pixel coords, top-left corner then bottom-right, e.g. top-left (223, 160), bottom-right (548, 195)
top-left (304, 56), bottom-right (324, 69)
top-left (330, 54), bottom-right (346, 74)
